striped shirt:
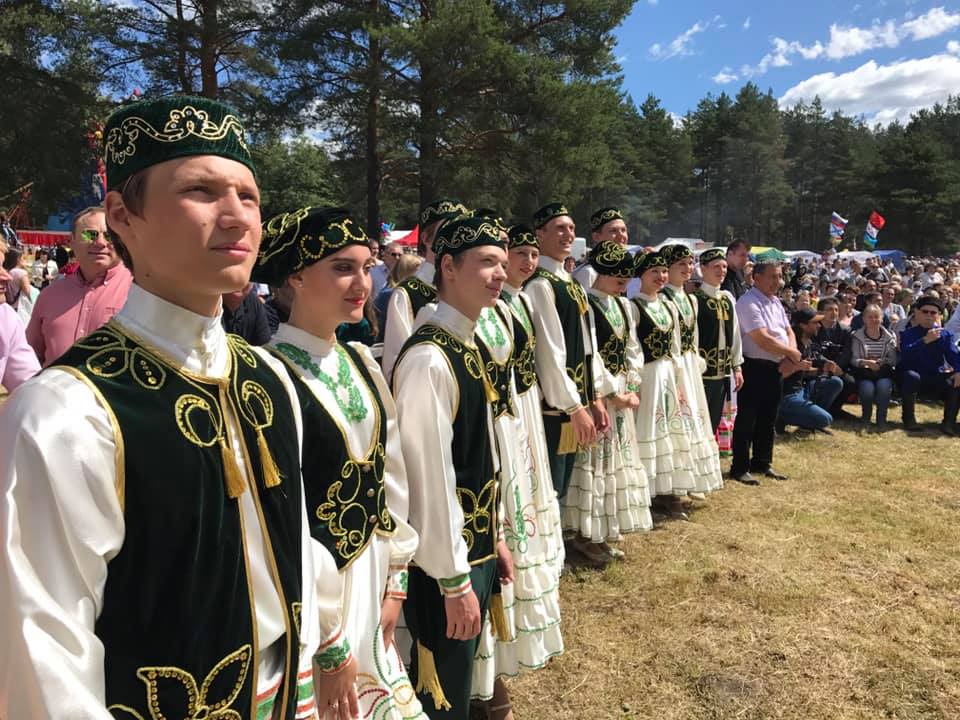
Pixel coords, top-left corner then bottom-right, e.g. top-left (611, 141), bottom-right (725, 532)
top-left (861, 331), bottom-right (887, 360)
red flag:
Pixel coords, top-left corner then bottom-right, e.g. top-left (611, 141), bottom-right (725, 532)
top-left (869, 211), bottom-right (885, 231)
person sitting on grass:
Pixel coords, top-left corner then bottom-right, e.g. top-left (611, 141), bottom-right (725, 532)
top-left (897, 295), bottom-right (960, 435)
top-left (776, 307), bottom-right (845, 434)
top-left (849, 304), bottom-right (898, 432)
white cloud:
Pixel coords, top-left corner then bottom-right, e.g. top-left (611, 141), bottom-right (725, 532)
top-left (779, 53), bottom-right (960, 125)
top-left (948, 39), bottom-right (960, 54)
top-left (649, 20), bottom-right (711, 60)
top-left (647, 0), bottom-right (658, 5)
top-left (712, 68), bottom-right (739, 84)
top-left (901, 6), bottom-right (960, 40)
top-left (733, 6), bottom-right (960, 80)
top-left (743, 16), bottom-right (751, 30)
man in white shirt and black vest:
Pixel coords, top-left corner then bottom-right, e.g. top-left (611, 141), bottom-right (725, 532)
top-left (0, 96), bottom-right (344, 719)
top-left (524, 203), bottom-right (608, 517)
top-left (393, 215), bottom-right (514, 718)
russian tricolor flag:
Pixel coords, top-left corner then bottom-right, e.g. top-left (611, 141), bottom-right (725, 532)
top-left (829, 211), bottom-right (848, 238)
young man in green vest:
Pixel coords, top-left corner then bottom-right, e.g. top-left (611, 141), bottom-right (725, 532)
top-left (0, 97), bottom-right (352, 719)
top-left (524, 203), bottom-right (608, 566)
top-left (381, 198), bottom-right (467, 380)
top-left (393, 215), bottom-right (514, 719)
top-left (694, 247), bottom-right (744, 433)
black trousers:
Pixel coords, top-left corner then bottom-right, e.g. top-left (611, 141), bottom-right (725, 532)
top-left (542, 413), bottom-right (576, 501)
top-left (703, 378), bottom-right (728, 435)
top-left (731, 357), bottom-right (783, 476)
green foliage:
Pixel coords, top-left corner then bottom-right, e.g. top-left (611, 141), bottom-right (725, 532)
top-left (250, 136), bottom-right (341, 219)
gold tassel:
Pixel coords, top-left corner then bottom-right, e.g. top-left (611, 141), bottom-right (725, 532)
top-left (557, 421), bottom-right (578, 455)
top-left (220, 439), bottom-right (247, 499)
top-left (415, 642), bottom-right (452, 711)
top-left (482, 373), bottom-right (500, 405)
top-left (489, 592), bottom-right (511, 642)
top-left (257, 429), bottom-right (282, 489)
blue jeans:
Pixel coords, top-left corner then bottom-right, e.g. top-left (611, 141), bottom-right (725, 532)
top-left (778, 376), bottom-right (844, 429)
top-left (858, 377), bottom-right (893, 424)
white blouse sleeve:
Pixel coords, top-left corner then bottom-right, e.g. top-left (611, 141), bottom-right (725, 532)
top-left (525, 278), bottom-right (583, 413)
top-left (381, 287), bottom-right (415, 383)
top-left (727, 290), bottom-right (744, 368)
top-left (392, 343), bottom-right (473, 588)
top-left (0, 370), bottom-right (124, 720)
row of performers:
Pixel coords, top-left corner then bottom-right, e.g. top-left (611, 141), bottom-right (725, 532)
top-left (0, 98), bottom-right (743, 720)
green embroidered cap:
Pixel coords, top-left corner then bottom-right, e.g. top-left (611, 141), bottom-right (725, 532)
top-left (699, 247), bottom-right (726, 266)
top-left (660, 244), bottom-right (694, 266)
top-left (252, 206), bottom-right (369, 287)
top-left (590, 207), bottom-right (623, 232)
top-left (634, 249), bottom-right (668, 276)
top-left (420, 199), bottom-right (469, 228)
top-left (433, 216), bottom-right (506, 259)
top-left (471, 207), bottom-right (506, 233)
top-left (532, 202), bottom-right (571, 229)
top-left (589, 240), bottom-right (634, 279)
top-left (507, 224), bottom-right (539, 250)
top-left (104, 95), bottom-right (254, 190)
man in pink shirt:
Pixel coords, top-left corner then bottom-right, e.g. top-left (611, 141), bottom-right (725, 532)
top-left (26, 207), bottom-right (133, 366)
top-left (0, 267), bottom-right (40, 390)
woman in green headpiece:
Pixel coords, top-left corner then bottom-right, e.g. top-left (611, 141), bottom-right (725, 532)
top-left (254, 206), bottom-right (426, 720)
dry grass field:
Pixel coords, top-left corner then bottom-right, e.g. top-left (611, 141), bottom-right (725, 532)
top-left (510, 403), bottom-right (960, 720)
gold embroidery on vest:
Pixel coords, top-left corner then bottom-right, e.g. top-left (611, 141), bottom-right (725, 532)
top-left (107, 644), bottom-right (251, 720)
top-left (457, 476), bottom-right (497, 557)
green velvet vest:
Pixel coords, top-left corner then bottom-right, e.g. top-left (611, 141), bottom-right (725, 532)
top-left (589, 294), bottom-right (628, 377)
top-left (52, 323), bottom-right (304, 720)
top-left (661, 286), bottom-right (697, 353)
top-left (693, 288), bottom-right (736, 378)
top-left (396, 275), bottom-right (437, 324)
top-left (527, 268), bottom-right (593, 408)
top-left (504, 292), bottom-right (537, 396)
top-left (476, 304), bottom-right (516, 419)
top-left (632, 297), bottom-right (676, 363)
top-left (396, 324), bottom-right (499, 565)
top-left (273, 342), bottom-right (396, 571)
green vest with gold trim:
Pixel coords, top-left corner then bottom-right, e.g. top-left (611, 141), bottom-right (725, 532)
top-left (395, 276), bottom-right (437, 324)
top-left (632, 297), bottom-right (676, 363)
top-left (51, 323), bottom-right (304, 720)
top-left (476, 304), bottom-right (516, 420)
top-left (661, 286), bottom-right (697, 354)
top-left (526, 268), bottom-right (593, 408)
top-left (273, 342), bottom-right (396, 571)
top-left (395, 324), bottom-right (498, 565)
top-left (589, 294), bottom-right (628, 377)
top-left (693, 288), bottom-right (736, 378)
top-left (504, 292), bottom-right (537, 396)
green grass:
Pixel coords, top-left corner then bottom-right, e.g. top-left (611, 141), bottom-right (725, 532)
top-left (509, 403), bottom-right (960, 720)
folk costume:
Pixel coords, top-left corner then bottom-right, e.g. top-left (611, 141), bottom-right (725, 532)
top-left (253, 207), bottom-right (425, 719)
top-left (659, 245), bottom-right (724, 494)
top-left (567, 241), bottom-right (653, 546)
top-left (381, 199), bottom-right (468, 381)
top-left (524, 203), bottom-right (602, 502)
top-left (470, 222), bottom-right (564, 701)
top-left (392, 217), bottom-right (505, 718)
top-left (571, 207), bottom-right (625, 291)
top-left (694, 248), bottom-right (744, 433)
top-left (0, 97), bottom-right (330, 719)
top-left (629, 251), bottom-right (696, 497)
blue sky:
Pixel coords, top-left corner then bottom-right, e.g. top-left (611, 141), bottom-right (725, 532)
top-left (615, 1), bottom-right (960, 125)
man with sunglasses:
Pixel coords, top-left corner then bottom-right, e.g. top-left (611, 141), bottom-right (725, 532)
top-left (371, 241), bottom-right (403, 297)
top-left (25, 206), bottom-right (132, 366)
top-left (898, 295), bottom-right (960, 434)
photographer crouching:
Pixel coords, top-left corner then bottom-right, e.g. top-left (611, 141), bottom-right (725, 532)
top-left (776, 307), bottom-right (846, 433)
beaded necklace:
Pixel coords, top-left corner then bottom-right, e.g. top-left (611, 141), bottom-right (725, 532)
top-left (477, 308), bottom-right (506, 348)
top-left (274, 342), bottom-right (368, 423)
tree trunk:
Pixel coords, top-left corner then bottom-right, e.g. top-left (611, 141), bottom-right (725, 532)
top-left (199, 0), bottom-right (219, 98)
top-left (365, 0), bottom-right (381, 239)
top-left (175, 0), bottom-right (191, 93)
top-left (417, 5), bottom-right (439, 209)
